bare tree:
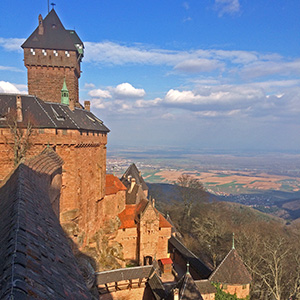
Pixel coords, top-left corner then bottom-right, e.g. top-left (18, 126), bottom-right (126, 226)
top-left (5, 111), bottom-right (33, 166)
top-left (175, 174), bottom-right (207, 220)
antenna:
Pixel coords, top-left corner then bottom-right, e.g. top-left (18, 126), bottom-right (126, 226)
top-left (48, 0), bottom-right (49, 13)
top-left (51, 2), bottom-right (56, 10)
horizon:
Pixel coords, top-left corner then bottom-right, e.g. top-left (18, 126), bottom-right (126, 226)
top-left (0, 1), bottom-right (299, 153)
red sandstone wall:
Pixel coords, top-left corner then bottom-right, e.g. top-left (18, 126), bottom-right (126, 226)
top-left (202, 293), bottom-right (215, 300)
top-left (139, 205), bottom-right (160, 265)
top-left (116, 227), bottom-right (138, 263)
top-left (0, 127), bottom-right (107, 247)
top-left (223, 284), bottom-right (250, 299)
top-left (24, 48), bottom-right (80, 103)
top-left (98, 191), bottom-right (126, 226)
top-left (157, 227), bottom-right (172, 259)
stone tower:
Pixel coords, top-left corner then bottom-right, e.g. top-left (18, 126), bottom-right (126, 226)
top-left (21, 9), bottom-right (84, 104)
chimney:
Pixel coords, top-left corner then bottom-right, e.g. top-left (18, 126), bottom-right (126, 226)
top-left (16, 95), bottom-right (23, 122)
top-left (129, 178), bottom-right (136, 193)
top-left (173, 288), bottom-right (179, 300)
top-left (84, 101), bottom-right (90, 111)
top-left (38, 14), bottom-right (44, 35)
top-left (69, 98), bottom-right (75, 111)
top-left (152, 198), bottom-right (155, 207)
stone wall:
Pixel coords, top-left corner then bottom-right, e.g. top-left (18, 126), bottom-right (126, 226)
top-left (139, 204), bottom-right (160, 265)
top-left (116, 227), bottom-right (138, 264)
top-left (24, 48), bottom-right (80, 103)
top-left (222, 284), bottom-right (250, 299)
top-left (0, 127), bottom-right (107, 249)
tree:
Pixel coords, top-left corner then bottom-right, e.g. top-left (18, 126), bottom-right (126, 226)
top-left (175, 174), bottom-right (207, 223)
top-left (5, 110), bottom-right (33, 166)
top-left (192, 210), bottom-right (231, 268)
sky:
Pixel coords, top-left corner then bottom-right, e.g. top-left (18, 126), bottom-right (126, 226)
top-left (0, 0), bottom-right (300, 153)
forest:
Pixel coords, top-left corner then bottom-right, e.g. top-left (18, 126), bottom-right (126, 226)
top-left (150, 175), bottom-right (300, 300)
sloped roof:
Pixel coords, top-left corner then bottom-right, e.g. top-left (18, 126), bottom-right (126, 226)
top-left (209, 249), bottom-right (252, 285)
top-left (159, 258), bottom-right (173, 265)
top-left (27, 147), bottom-right (64, 173)
top-left (125, 182), bottom-right (146, 204)
top-left (118, 200), bottom-right (172, 229)
top-left (148, 272), bottom-right (167, 300)
top-left (118, 205), bottom-right (137, 229)
top-left (0, 94), bottom-right (109, 132)
top-left (194, 280), bottom-right (216, 294)
top-left (121, 163), bottom-right (148, 192)
top-left (175, 272), bottom-right (204, 300)
top-left (95, 265), bottom-right (154, 285)
top-left (106, 174), bottom-right (127, 196)
top-left (22, 9), bottom-right (83, 52)
top-left (0, 151), bottom-right (91, 299)
top-left (169, 236), bottom-right (212, 279)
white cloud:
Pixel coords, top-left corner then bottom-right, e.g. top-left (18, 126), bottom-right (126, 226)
top-left (241, 59), bottom-right (300, 79)
top-left (0, 81), bottom-right (26, 93)
top-left (88, 88), bottom-right (112, 98)
top-left (214, 0), bottom-right (241, 17)
top-left (83, 41), bottom-right (299, 79)
top-left (84, 83), bottom-right (95, 89)
top-left (164, 85), bottom-right (264, 107)
top-left (183, 2), bottom-right (190, 10)
top-left (135, 98), bottom-right (162, 108)
top-left (113, 83), bottom-right (146, 99)
top-left (161, 113), bottom-right (176, 120)
top-left (0, 37), bottom-right (25, 52)
top-left (0, 65), bottom-right (23, 72)
top-left (174, 59), bottom-right (224, 73)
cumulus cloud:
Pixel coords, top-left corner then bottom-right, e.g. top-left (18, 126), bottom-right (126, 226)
top-left (113, 83), bottom-right (146, 99)
top-left (135, 98), bottom-right (162, 108)
top-left (84, 83), bottom-right (95, 89)
top-left (214, 0), bottom-right (241, 17)
top-left (0, 37), bottom-right (25, 52)
top-left (164, 85), bottom-right (264, 108)
top-left (0, 81), bottom-right (26, 93)
top-left (88, 88), bottom-right (112, 98)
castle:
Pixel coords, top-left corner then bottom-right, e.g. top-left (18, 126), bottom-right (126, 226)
top-left (0, 9), bottom-right (251, 300)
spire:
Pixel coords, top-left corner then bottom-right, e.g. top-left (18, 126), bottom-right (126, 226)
top-left (186, 262), bottom-right (190, 274)
top-left (61, 78), bottom-right (69, 105)
top-left (232, 232), bottom-right (235, 250)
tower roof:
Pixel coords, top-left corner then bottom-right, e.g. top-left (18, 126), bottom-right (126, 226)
top-left (175, 272), bottom-right (204, 300)
top-left (22, 9), bottom-right (84, 53)
top-left (121, 163), bottom-right (149, 192)
top-left (209, 248), bottom-right (252, 285)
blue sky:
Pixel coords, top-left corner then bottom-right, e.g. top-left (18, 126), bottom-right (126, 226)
top-left (0, 0), bottom-right (300, 152)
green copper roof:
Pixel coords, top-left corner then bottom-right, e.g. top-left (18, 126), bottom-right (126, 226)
top-left (61, 79), bottom-right (69, 105)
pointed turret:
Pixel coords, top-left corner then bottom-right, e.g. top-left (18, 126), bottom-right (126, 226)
top-left (175, 271), bottom-right (204, 300)
top-left (61, 78), bottom-right (69, 105)
top-left (22, 9), bottom-right (84, 104)
top-left (209, 244), bottom-right (252, 298)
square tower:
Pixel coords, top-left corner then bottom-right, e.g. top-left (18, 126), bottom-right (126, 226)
top-left (22, 9), bottom-right (84, 104)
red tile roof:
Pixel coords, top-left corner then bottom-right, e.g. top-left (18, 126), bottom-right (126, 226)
top-left (106, 174), bottom-right (127, 195)
top-left (159, 258), bottom-right (173, 265)
top-left (159, 213), bottom-right (172, 228)
top-left (118, 205), bottom-right (137, 229)
top-left (118, 200), bottom-right (173, 229)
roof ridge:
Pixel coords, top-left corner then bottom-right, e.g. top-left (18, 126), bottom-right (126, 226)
top-left (209, 248), bottom-right (235, 281)
top-left (33, 96), bottom-right (57, 127)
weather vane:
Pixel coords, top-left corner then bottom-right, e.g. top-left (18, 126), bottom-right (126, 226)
top-left (51, 2), bottom-right (56, 10)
